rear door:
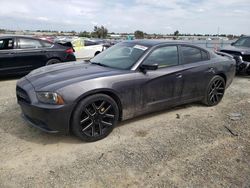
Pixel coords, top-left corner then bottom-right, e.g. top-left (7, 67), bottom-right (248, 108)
top-left (15, 37), bottom-right (47, 71)
top-left (179, 45), bottom-right (214, 100)
top-left (0, 37), bottom-right (16, 74)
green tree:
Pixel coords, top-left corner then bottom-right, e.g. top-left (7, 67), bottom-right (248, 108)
top-left (92, 26), bottom-right (108, 38)
top-left (174, 30), bottom-right (179, 36)
top-left (0, 28), bottom-right (6, 33)
top-left (134, 30), bottom-right (144, 39)
top-left (79, 31), bottom-right (90, 38)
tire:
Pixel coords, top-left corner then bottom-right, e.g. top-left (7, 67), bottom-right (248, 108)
top-left (72, 94), bottom-right (119, 142)
top-left (46, 59), bottom-right (60, 65)
top-left (94, 51), bottom-right (101, 56)
top-left (202, 75), bottom-right (226, 106)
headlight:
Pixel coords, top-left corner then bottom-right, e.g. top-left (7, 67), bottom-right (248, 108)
top-left (36, 92), bottom-right (64, 105)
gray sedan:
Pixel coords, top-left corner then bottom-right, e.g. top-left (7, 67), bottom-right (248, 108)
top-left (16, 40), bottom-right (236, 142)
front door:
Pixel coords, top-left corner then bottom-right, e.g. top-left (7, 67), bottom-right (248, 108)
top-left (140, 45), bottom-right (183, 112)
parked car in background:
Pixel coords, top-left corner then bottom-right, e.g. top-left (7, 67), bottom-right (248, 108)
top-left (220, 36), bottom-right (250, 75)
top-left (35, 36), bottom-right (56, 43)
top-left (72, 38), bottom-right (104, 59)
top-left (17, 40), bottom-right (235, 142)
top-left (0, 36), bottom-right (76, 76)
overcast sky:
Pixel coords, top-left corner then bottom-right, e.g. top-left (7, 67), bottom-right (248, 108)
top-left (0, 0), bottom-right (250, 35)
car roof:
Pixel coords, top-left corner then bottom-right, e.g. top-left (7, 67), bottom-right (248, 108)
top-left (0, 35), bottom-right (40, 40)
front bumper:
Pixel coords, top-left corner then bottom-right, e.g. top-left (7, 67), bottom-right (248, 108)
top-left (231, 56), bottom-right (250, 75)
top-left (16, 77), bottom-right (74, 134)
top-left (237, 61), bottom-right (250, 75)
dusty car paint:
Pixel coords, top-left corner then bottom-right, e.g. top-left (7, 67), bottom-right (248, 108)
top-left (16, 40), bottom-right (236, 134)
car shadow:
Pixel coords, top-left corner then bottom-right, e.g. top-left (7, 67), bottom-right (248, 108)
top-left (0, 75), bottom-right (24, 81)
top-left (117, 103), bottom-right (201, 127)
top-left (2, 102), bottom-right (202, 145)
top-left (236, 74), bottom-right (250, 79)
top-left (0, 104), bottom-right (83, 145)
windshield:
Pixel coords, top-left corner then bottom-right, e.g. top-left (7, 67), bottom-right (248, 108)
top-left (90, 42), bottom-right (149, 70)
top-left (233, 37), bottom-right (250, 47)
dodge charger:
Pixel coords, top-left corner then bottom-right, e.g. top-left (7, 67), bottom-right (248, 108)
top-left (16, 40), bottom-right (236, 142)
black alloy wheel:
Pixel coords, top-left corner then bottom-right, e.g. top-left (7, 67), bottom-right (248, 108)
top-left (203, 75), bottom-right (225, 106)
top-left (72, 94), bottom-right (119, 142)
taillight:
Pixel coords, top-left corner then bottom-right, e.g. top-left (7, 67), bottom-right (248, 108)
top-left (65, 48), bottom-right (74, 54)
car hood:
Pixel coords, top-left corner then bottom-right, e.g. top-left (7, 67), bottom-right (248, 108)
top-left (220, 45), bottom-right (250, 55)
top-left (25, 61), bottom-right (126, 91)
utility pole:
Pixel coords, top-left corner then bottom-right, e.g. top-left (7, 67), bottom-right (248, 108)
top-left (217, 27), bottom-right (220, 37)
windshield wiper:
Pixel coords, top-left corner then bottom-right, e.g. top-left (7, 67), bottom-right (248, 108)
top-left (91, 62), bottom-right (110, 68)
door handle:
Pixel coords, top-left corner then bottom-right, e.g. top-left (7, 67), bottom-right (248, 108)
top-left (176, 73), bottom-right (182, 78)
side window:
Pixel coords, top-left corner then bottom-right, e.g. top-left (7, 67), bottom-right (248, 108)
top-left (18, 38), bottom-right (43, 49)
top-left (181, 46), bottom-right (203, 64)
top-left (0, 38), bottom-right (14, 50)
top-left (143, 46), bottom-right (178, 68)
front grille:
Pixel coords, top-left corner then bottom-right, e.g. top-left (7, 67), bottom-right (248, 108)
top-left (233, 56), bottom-right (243, 64)
top-left (16, 86), bottom-right (31, 104)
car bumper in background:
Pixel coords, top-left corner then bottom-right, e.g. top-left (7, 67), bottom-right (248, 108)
top-left (65, 54), bottom-right (76, 62)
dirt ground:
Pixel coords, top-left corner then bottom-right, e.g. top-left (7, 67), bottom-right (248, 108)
top-left (0, 76), bottom-right (249, 188)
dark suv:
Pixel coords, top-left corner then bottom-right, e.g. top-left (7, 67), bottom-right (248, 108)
top-left (0, 36), bottom-right (76, 76)
top-left (220, 36), bottom-right (250, 75)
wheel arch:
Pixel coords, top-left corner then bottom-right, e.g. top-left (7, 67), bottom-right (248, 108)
top-left (68, 89), bottom-right (123, 133)
top-left (45, 57), bottom-right (62, 65)
top-left (216, 72), bottom-right (227, 84)
top-left (94, 51), bottom-right (101, 56)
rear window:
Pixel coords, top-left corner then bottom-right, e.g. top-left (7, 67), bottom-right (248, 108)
top-left (0, 38), bottom-right (14, 50)
top-left (18, 38), bottom-right (43, 49)
top-left (181, 46), bottom-right (208, 64)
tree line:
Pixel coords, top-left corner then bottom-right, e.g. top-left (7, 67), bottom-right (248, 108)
top-left (0, 27), bottom-right (243, 39)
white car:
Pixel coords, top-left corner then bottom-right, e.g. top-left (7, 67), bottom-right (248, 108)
top-left (72, 38), bottom-right (104, 60)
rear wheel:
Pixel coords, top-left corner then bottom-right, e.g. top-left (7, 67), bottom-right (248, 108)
top-left (72, 94), bottom-right (119, 142)
top-left (46, 59), bottom-right (60, 65)
top-left (202, 75), bottom-right (225, 106)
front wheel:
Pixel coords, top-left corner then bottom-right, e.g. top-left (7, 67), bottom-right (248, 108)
top-left (202, 75), bottom-right (225, 106)
top-left (72, 94), bottom-right (119, 142)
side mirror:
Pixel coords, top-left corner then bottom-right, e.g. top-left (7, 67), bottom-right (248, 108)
top-left (231, 42), bottom-right (235, 46)
top-left (140, 64), bottom-right (158, 73)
